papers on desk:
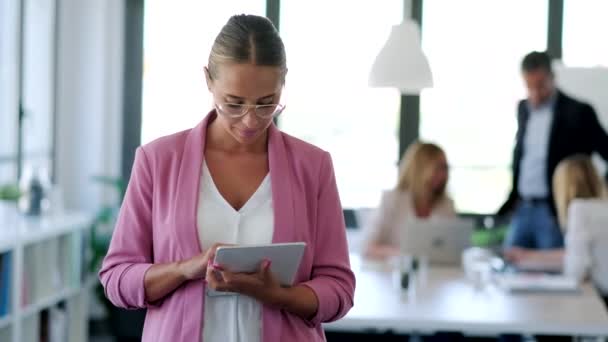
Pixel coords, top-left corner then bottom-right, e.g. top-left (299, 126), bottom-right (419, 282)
top-left (496, 273), bottom-right (580, 293)
top-left (512, 259), bottom-right (562, 273)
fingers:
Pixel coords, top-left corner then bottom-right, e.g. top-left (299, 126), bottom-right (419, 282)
top-left (205, 259), bottom-right (274, 295)
top-left (207, 243), bottom-right (222, 263)
top-left (259, 259), bottom-right (273, 284)
top-left (211, 242), bottom-right (235, 252)
top-left (503, 249), bottom-right (517, 261)
top-left (216, 269), bottom-right (265, 294)
top-left (206, 263), bottom-right (250, 293)
top-left (206, 242), bottom-right (235, 264)
top-left (204, 261), bottom-right (214, 283)
top-left (221, 270), bottom-right (261, 288)
top-left (504, 248), bottom-right (525, 262)
top-left (258, 259), bottom-right (271, 273)
top-left (206, 262), bottom-right (232, 292)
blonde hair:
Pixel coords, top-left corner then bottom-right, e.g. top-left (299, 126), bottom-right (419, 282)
top-left (553, 155), bottom-right (607, 229)
top-left (208, 15), bottom-right (286, 81)
top-left (396, 142), bottom-right (448, 207)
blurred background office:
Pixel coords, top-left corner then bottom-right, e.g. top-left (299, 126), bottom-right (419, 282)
top-left (1, 0), bottom-right (608, 341)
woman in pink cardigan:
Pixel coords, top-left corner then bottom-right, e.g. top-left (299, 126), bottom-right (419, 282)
top-left (99, 14), bottom-right (355, 342)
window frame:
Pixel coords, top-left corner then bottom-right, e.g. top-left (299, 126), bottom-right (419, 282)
top-left (0, 0), bottom-right (60, 183)
top-left (126, 0), bottom-right (566, 226)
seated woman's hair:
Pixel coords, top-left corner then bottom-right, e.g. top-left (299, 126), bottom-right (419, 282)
top-left (553, 154), bottom-right (607, 229)
top-left (396, 142), bottom-right (448, 203)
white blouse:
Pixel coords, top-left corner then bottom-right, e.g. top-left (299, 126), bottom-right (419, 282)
top-left (197, 161), bottom-right (274, 342)
top-left (564, 199), bottom-right (608, 295)
top-left (365, 189), bottom-right (456, 248)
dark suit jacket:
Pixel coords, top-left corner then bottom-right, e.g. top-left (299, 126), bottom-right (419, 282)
top-left (498, 90), bottom-right (608, 217)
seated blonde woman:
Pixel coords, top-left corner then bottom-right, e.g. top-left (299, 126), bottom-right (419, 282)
top-left (364, 142), bottom-right (455, 260)
top-left (505, 155), bottom-right (608, 301)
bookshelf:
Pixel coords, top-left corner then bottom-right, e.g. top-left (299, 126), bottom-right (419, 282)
top-left (0, 208), bottom-right (91, 342)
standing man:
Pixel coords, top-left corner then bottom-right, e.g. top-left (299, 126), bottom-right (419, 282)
top-left (499, 51), bottom-right (608, 249)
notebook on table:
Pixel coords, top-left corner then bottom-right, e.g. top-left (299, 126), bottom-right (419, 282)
top-left (496, 272), bottom-right (580, 293)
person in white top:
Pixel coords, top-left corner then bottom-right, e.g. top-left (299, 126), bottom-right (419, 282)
top-left (364, 142), bottom-right (455, 260)
top-left (121, 14), bottom-right (355, 342)
top-left (505, 155), bottom-right (608, 304)
top-left (198, 161), bottom-right (273, 342)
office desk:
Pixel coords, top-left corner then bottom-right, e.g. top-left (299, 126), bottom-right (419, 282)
top-left (324, 254), bottom-right (608, 337)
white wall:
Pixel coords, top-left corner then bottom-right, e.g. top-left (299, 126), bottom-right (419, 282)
top-left (555, 64), bottom-right (608, 176)
top-left (55, 0), bottom-right (124, 212)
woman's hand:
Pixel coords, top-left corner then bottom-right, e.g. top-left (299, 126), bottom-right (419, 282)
top-left (178, 243), bottom-right (231, 281)
top-left (207, 260), bottom-right (320, 319)
top-left (364, 243), bottom-right (400, 261)
top-left (206, 259), bottom-right (285, 306)
top-left (504, 246), bottom-right (533, 264)
top-left (143, 243), bottom-right (232, 304)
top-left (504, 246), bottom-right (565, 271)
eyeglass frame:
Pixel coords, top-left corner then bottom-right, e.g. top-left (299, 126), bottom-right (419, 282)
top-left (214, 102), bottom-right (286, 120)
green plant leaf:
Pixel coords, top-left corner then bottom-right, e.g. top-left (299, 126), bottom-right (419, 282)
top-left (87, 175), bottom-right (127, 275)
top-left (0, 183), bottom-right (21, 201)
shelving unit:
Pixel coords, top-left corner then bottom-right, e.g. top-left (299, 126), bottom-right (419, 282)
top-left (0, 209), bottom-right (91, 342)
top-left (0, 325), bottom-right (12, 342)
top-left (0, 314), bottom-right (13, 329)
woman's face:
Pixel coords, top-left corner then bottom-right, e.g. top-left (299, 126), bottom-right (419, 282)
top-left (206, 63), bottom-right (284, 145)
top-left (428, 153), bottom-right (449, 195)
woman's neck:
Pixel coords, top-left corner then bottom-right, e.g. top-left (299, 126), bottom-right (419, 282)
top-left (206, 119), bottom-right (268, 154)
top-left (413, 194), bottom-right (435, 218)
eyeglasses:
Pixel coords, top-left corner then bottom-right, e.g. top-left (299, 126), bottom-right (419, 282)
top-left (215, 103), bottom-right (286, 120)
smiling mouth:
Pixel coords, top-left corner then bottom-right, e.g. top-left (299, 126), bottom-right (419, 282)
top-left (240, 129), bottom-right (258, 138)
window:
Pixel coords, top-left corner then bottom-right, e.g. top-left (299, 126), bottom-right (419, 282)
top-left (20, 0), bottom-right (56, 173)
top-left (563, 0), bottom-right (608, 68)
top-left (420, 0), bottom-right (548, 214)
top-left (141, 1), bottom-right (266, 144)
top-left (1, 0), bottom-right (56, 182)
top-left (562, 0), bottom-right (608, 177)
top-left (0, 0), bottom-right (19, 182)
top-left (279, 0), bottom-right (403, 208)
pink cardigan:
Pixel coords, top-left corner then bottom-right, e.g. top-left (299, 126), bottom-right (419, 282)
top-left (99, 113), bottom-right (355, 341)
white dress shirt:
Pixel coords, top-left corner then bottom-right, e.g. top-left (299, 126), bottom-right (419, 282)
top-left (517, 99), bottom-right (555, 198)
top-left (197, 161), bottom-right (274, 342)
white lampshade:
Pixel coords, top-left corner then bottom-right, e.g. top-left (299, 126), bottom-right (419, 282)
top-left (369, 20), bottom-right (433, 94)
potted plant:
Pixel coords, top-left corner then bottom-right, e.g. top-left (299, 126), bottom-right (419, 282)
top-left (0, 183), bottom-right (20, 202)
top-left (0, 183), bottom-right (21, 219)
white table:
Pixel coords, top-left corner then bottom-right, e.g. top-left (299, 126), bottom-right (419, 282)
top-left (324, 254), bottom-right (608, 337)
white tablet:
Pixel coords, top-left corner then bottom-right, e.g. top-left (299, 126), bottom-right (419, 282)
top-left (207, 242), bottom-right (306, 296)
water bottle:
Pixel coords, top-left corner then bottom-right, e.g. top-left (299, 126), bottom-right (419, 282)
top-left (18, 165), bottom-right (51, 216)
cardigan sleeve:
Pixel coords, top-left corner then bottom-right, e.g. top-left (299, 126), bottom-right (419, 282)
top-left (98, 147), bottom-right (157, 309)
top-left (300, 152), bottom-right (355, 327)
top-left (563, 202), bottom-right (592, 282)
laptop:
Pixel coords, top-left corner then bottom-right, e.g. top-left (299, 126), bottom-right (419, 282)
top-left (400, 218), bottom-right (474, 266)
